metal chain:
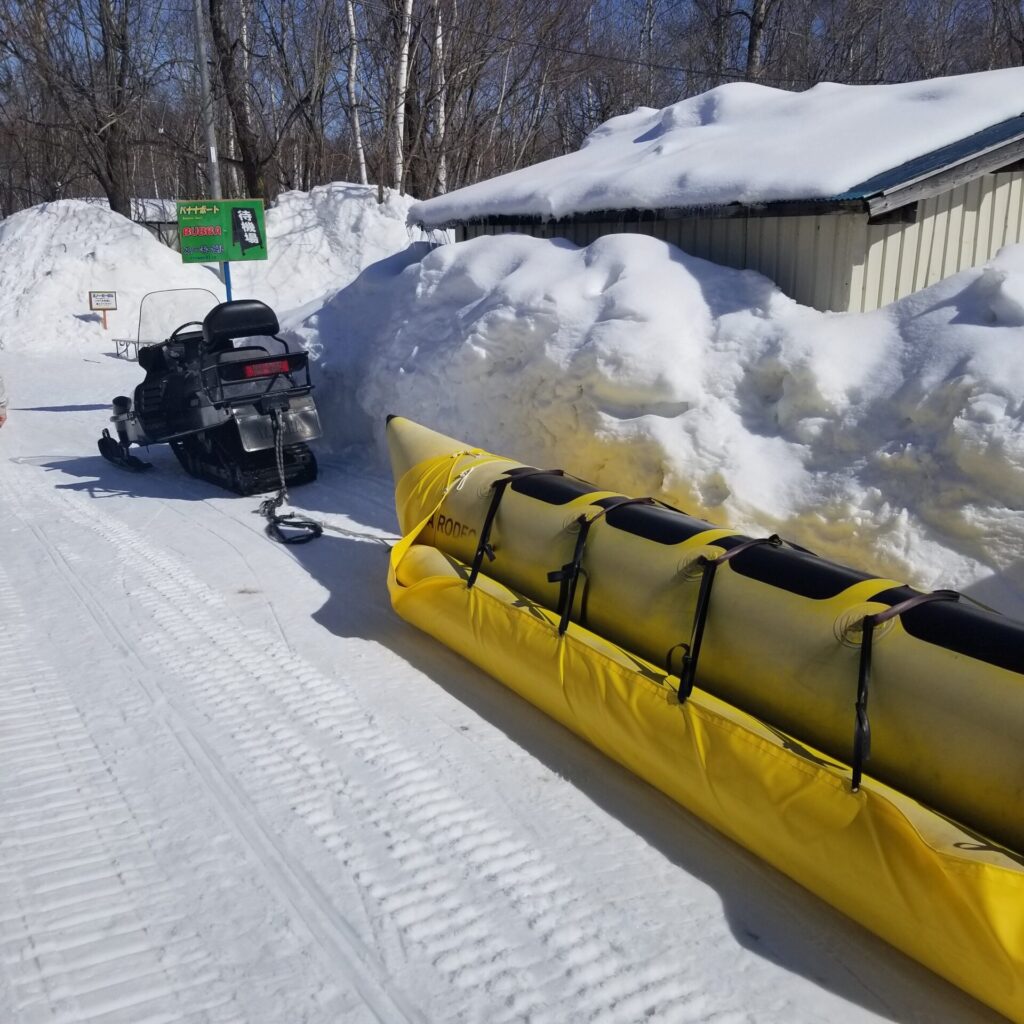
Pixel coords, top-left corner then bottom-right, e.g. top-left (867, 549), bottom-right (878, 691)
top-left (256, 409), bottom-right (321, 544)
top-left (273, 409), bottom-right (288, 505)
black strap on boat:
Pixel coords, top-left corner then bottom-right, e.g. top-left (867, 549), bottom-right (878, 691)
top-left (548, 497), bottom-right (656, 635)
top-left (850, 588), bottom-right (959, 791)
top-left (677, 535), bottom-right (782, 701)
top-left (467, 468), bottom-right (564, 589)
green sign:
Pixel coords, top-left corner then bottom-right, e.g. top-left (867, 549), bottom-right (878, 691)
top-left (176, 199), bottom-right (268, 264)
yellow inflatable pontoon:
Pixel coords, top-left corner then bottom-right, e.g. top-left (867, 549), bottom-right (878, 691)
top-left (385, 416), bottom-right (1024, 1022)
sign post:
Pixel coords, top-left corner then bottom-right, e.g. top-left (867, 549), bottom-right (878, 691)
top-left (176, 200), bottom-right (268, 300)
top-left (89, 290), bottom-right (117, 330)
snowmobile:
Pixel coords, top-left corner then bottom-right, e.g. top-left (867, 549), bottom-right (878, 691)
top-left (98, 298), bottom-right (321, 496)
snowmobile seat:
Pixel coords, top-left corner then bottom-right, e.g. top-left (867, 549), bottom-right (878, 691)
top-left (138, 344), bottom-right (169, 374)
top-left (203, 300), bottom-right (280, 354)
top-left (214, 345), bottom-right (272, 362)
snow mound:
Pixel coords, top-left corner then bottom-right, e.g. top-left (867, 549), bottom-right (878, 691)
top-left (297, 234), bottom-right (1024, 611)
top-left (231, 183), bottom-right (427, 314)
top-left (0, 201), bottom-right (218, 352)
top-left (411, 67), bottom-right (1024, 222)
top-left (5, 189), bottom-right (1023, 613)
top-left (976, 244), bottom-right (1024, 326)
top-left (0, 186), bottom-right (426, 353)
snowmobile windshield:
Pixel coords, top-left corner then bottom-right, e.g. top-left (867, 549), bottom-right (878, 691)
top-left (137, 288), bottom-right (221, 347)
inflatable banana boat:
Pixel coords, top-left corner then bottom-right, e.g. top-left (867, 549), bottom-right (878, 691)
top-left (385, 416), bottom-right (1024, 1022)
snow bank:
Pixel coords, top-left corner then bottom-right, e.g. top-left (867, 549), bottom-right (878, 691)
top-left (0, 201), bottom-right (219, 352)
top-left (411, 67), bottom-right (1024, 222)
top-left (230, 183), bottom-right (426, 313)
top-left (4, 188), bottom-right (1023, 614)
top-left (296, 233), bottom-right (1024, 612)
top-left (0, 187), bottom-right (424, 354)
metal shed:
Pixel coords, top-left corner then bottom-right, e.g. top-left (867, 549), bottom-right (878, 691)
top-left (420, 114), bottom-right (1024, 313)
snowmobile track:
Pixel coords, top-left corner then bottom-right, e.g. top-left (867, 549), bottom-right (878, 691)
top-left (1, 489), bottom-right (418, 1024)
top-left (3, 466), bottom-right (709, 1022)
top-left (0, 565), bottom-right (240, 1024)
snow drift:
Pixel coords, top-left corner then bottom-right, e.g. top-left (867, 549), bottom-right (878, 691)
top-left (230, 182), bottom-right (425, 313)
top-left (0, 201), bottom-right (219, 352)
top-left (294, 233), bottom-right (1024, 613)
top-left (0, 187), bottom-right (424, 355)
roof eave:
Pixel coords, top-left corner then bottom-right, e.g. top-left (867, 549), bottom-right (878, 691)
top-left (413, 198), bottom-right (869, 231)
top-left (865, 134), bottom-right (1024, 217)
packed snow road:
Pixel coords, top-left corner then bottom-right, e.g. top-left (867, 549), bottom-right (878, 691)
top-left (0, 353), bottom-right (1001, 1023)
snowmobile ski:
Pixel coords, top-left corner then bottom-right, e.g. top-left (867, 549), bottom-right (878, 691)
top-left (98, 429), bottom-right (153, 472)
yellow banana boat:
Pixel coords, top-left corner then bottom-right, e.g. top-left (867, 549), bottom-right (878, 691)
top-left (385, 415), bottom-right (1024, 1022)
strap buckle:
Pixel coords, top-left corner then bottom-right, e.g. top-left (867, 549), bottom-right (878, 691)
top-left (677, 535), bottom-right (781, 701)
top-left (850, 589), bottom-right (959, 791)
top-left (466, 468), bottom-right (564, 588)
top-left (548, 497), bottom-right (657, 635)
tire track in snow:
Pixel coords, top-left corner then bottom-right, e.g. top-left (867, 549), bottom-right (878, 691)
top-left (4, 507), bottom-right (419, 1024)
top-left (11, 471), bottom-right (707, 1023)
top-left (0, 565), bottom-right (240, 1024)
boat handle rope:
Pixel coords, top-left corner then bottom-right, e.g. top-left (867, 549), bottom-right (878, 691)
top-left (851, 588), bottom-right (960, 792)
top-left (548, 497), bottom-right (657, 635)
top-left (467, 468), bottom-right (565, 589)
top-left (677, 535), bottom-right (782, 702)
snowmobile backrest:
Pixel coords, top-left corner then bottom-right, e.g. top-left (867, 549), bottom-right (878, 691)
top-left (202, 300), bottom-right (280, 353)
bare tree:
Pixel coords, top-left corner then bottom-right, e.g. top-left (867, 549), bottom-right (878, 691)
top-left (346, 0), bottom-right (369, 184)
top-left (0, 0), bottom-right (173, 216)
top-left (1, 0), bottom-right (1022, 215)
top-left (393, 0), bottom-right (415, 190)
top-left (432, 0), bottom-right (448, 193)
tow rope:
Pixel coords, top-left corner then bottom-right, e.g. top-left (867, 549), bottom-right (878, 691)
top-left (256, 410), bottom-right (323, 544)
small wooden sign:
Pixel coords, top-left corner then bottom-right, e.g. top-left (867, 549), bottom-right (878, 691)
top-left (89, 291), bottom-right (117, 311)
top-left (89, 290), bottom-right (117, 329)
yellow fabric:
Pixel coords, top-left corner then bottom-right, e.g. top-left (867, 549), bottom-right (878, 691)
top-left (388, 452), bottom-right (1024, 1023)
top-left (392, 423), bottom-right (1024, 854)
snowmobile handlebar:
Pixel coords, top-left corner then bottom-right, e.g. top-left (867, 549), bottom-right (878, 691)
top-left (170, 321), bottom-right (205, 340)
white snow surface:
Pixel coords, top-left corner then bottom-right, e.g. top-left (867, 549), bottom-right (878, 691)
top-left (0, 188), bottom-right (424, 350)
top-left (0, 201), bottom-right (221, 350)
top-left (411, 67), bottom-right (1024, 223)
top-left (230, 182), bottom-right (425, 313)
top-left (296, 232), bottom-right (1024, 616)
top-left (0, 189), bottom-right (1019, 1022)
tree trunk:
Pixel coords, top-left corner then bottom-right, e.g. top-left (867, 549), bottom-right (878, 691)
top-left (346, 0), bottom-right (368, 185)
top-left (392, 0), bottom-right (414, 191)
top-left (97, 0), bottom-right (132, 216)
top-left (207, 0), bottom-right (265, 199)
top-left (745, 0), bottom-right (768, 81)
top-left (642, 0), bottom-right (655, 105)
top-left (433, 0), bottom-right (447, 194)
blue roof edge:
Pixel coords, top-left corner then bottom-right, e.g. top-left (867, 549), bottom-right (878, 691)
top-left (833, 112), bottom-right (1024, 200)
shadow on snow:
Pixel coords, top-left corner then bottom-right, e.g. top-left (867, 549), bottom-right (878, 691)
top-left (26, 448), bottom-right (1000, 1024)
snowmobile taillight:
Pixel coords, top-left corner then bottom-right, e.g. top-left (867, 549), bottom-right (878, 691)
top-left (243, 359), bottom-right (291, 379)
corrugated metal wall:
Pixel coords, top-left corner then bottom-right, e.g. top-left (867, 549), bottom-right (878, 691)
top-left (858, 168), bottom-right (1024, 310)
top-left (457, 168), bottom-right (1024, 312)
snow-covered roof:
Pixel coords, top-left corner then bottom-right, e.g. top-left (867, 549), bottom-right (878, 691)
top-left (410, 68), bottom-right (1024, 226)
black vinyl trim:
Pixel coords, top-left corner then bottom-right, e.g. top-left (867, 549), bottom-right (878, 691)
top-left (510, 472), bottom-right (601, 505)
top-left (870, 585), bottom-right (1024, 675)
top-left (728, 544), bottom-right (875, 600)
top-left (593, 499), bottom-right (717, 545)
